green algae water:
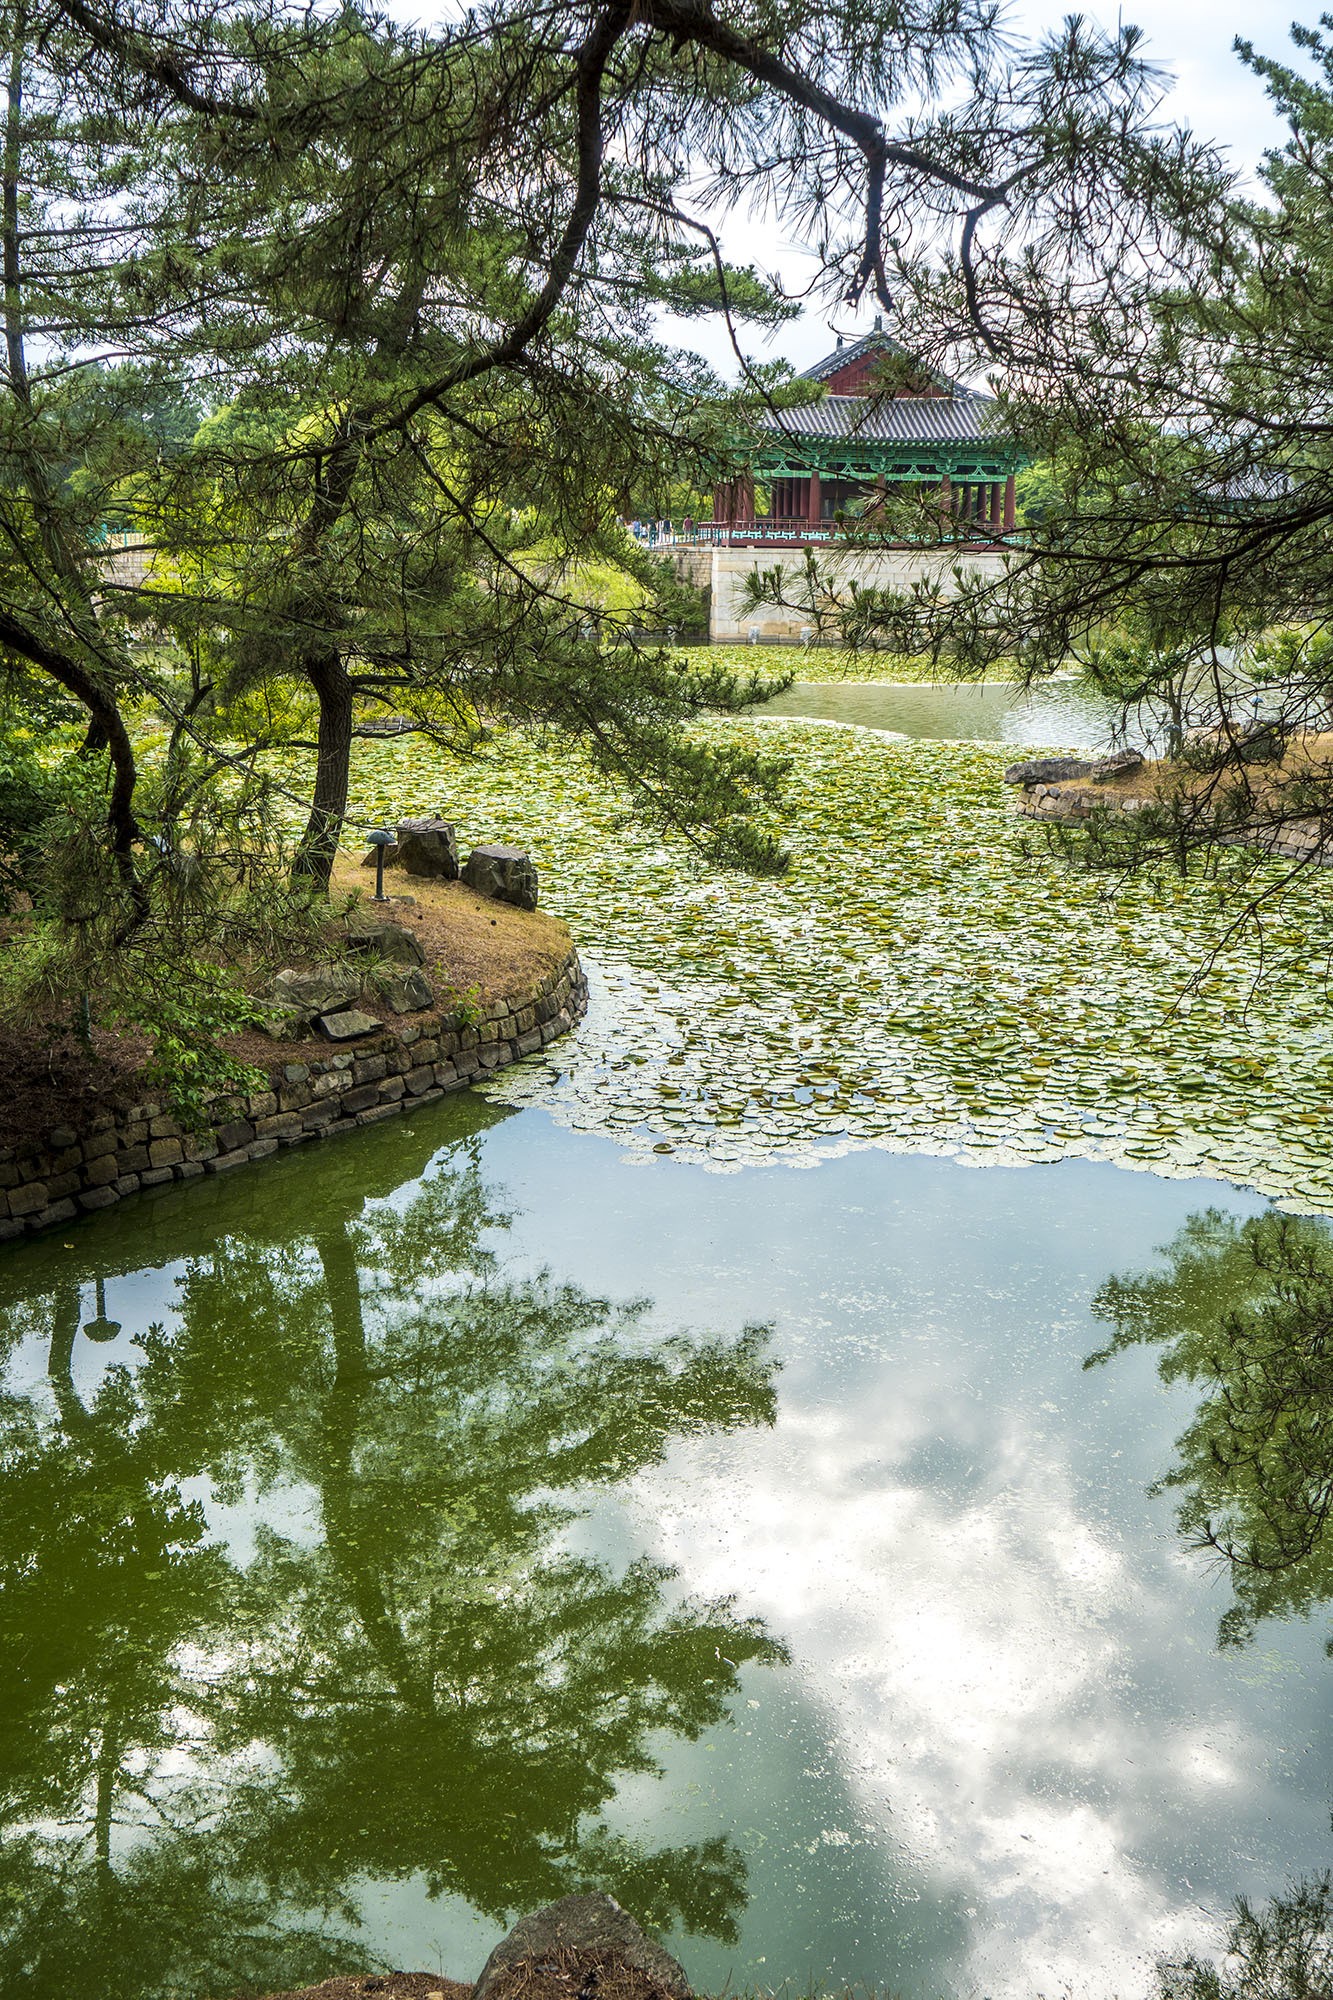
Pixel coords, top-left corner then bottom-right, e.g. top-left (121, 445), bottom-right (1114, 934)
top-left (3, 1098), bottom-right (1333, 2000)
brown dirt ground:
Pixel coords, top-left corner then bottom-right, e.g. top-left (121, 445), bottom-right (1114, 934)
top-left (0, 855), bottom-right (575, 1145)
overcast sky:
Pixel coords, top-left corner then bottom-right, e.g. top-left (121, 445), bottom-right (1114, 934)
top-left (688, 0), bottom-right (1302, 378)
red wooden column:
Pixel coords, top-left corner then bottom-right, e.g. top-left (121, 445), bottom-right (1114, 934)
top-left (1003, 474), bottom-right (1017, 532)
top-left (807, 468), bottom-right (822, 526)
top-left (939, 472), bottom-right (953, 524)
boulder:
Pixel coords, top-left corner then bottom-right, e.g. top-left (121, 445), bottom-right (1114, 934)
top-left (1086, 747), bottom-right (1146, 779)
top-left (375, 965), bottom-right (433, 1013)
top-left (463, 843), bottom-right (539, 910)
top-left (473, 1895), bottom-right (690, 2000)
top-left (254, 1004), bottom-right (309, 1042)
top-left (314, 1008), bottom-right (380, 1041)
top-left (271, 962), bottom-right (363, 1017)
top-left (344, 915), bottom-right (426, 966)
top-left (1002, 755), bottom-right (1096, 786)
top-left (396, 817), bottom-right (460, 879)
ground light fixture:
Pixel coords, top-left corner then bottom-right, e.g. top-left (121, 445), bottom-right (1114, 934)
top-left (366, 827), bottom-right (395, 902)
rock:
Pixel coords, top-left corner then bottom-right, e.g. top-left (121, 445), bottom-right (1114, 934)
top-left (361, 841), bottom-right (400, 868)
top-left (254, 1004), bottom-right (309, 1041)
top-left (462, 843), bottom-right (539, 910)
top-left (314, 1008), bottom-right (380, 1041)
top-left (396, 817), bottom-right (460, 879)
top-left (344, 915), bottom-right (426, 965)
top-left (1086, 747), bottom-right (1146, 779)
top-left (271, 962), bottom-right (363, 1016)
top-left (375, 966), bottom-right (433, 1013)
top-left (1002, 755), bottom-right (1096, 786)
top-left (473, 1894), bottom-right (690, 2000)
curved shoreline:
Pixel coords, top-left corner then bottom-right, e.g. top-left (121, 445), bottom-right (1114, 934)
top-left (0, 945), bottom-right (587, 1243)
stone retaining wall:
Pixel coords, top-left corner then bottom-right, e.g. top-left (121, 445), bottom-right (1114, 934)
top-left (0, 948), bottom-right (587, 1243)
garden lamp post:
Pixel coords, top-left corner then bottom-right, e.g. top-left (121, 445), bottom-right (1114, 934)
top-left (367, 827), bottom-right (395, 903)
top-left (82, 1277), bottom-right (121, 1344)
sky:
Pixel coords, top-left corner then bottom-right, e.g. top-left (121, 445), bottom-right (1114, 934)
top-left (685, 0), bottom-right (1302, 379)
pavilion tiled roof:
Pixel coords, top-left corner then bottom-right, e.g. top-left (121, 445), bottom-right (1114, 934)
top-left (759, 392), bottom-right (994, 446)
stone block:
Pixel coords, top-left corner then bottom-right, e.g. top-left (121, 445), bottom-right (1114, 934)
top-left (148, 1138), bottom-right (183, 1169)
top-left (176, 1160), bottom-right (205, 1180)
top-left (345, 916), bottom-right (426, 965)
top-left (315, 1009), bottom-right (379, 1042)
top-left (0, 1216), bottom-right (26, 1240)
top-left (215, 1121), bottom-right (255, 1155)
top-left (140, 1167), bottom-right (174, 1188)
top-left (149, 1113), bottom-right (181, 1139)
top-left (375, 965), bottom-right (433, 1013)
top-left (85, 1154), bottom-right (123, 1190)
top-left (283, 1062), bottom-right (310, 1084)
top-left (34, 1199), bottom-right (77, 1229)
top-left (246, 1138), bottom-right (279, 1161)
top-left (352, 1054), bottom-right (388, 1084)
top-left (341, 1083), bottom-right (383, 1117)
top-left (246, 1091), bottom-right (278, 1120)
top-left (207, 1150), bottom-right (248, 1173)
top-left (279, 1082), bottom-right (314, 1112)
top-left (302, 1102), bottom-right (339, 1130)
top-left (83, 1129), bottom-right (119, 1163)
top-left (271, 963), bottom-right (362, 1017)
top-left (184, 1134), bottom-right (218, 1163)
top-left (114, 1174), bottom-right (142, 1196)
top-left (462, 843), bottom-right (538, 910)
top-left (48, 1124), bottom-right (78, 1150)
top-left (473, 1895), bottom-right (689, 2000)
top-left (255, 1111), bottom-right (304, 1140)
top-left (404, 1065), bottom-right (434, 1096)
top-left (394, 817), bottom-right (459, 879)
top-left (0, 1163), bottom-right (19, 1189)
top-left (380, 1076), bottom-right (406, 1102)
top-left (8, 1182), bottom-right (49, 1218)
top-left (516, 1028), bottom-right (543, 1056)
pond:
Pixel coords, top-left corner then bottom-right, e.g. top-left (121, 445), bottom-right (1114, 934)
top-left (3, 1099), bottom-right (1331, 2000)
top-left (748, 677), bottom-right (1121, 747)
top-left (9, 689), bottom-right (1333, 2000)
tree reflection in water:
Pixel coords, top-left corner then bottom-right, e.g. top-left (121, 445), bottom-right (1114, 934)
top-left (0, 1126), bottom-right (784, 1999)
top-left (1089, 1206), bottom-right (1333, 1648)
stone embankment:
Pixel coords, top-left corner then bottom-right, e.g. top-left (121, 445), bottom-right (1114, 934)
top-left (0, 949), bottom-right (587, 1243)
top-left (1006, 750), bottom-right (1333, 866)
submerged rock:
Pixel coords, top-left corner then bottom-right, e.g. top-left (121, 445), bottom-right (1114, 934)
top-left (473, 1894), bottom-right (690, 2000)
top-left (463, 843), bottom-right (539, 910)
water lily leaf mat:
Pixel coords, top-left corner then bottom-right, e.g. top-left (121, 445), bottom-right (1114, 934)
top-left (305, 721), bottom-right (1333, 1211)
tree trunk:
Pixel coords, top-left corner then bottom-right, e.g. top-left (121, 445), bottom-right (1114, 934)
top-left (291, 645), bottom-right (355, 891)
